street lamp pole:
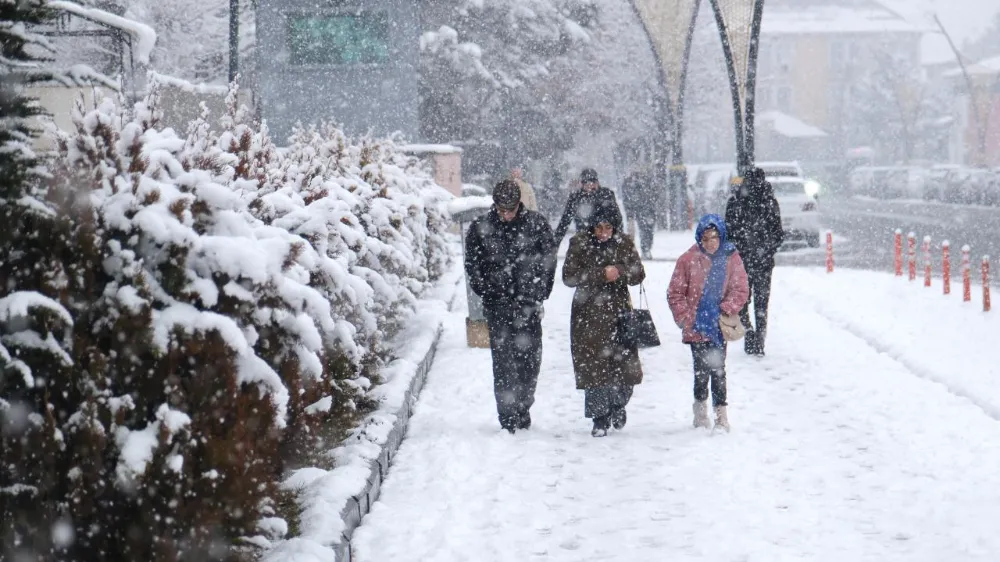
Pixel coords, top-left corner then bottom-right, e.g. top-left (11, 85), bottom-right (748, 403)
top-left (708, 0), bottom-right (766, 176)
top-left (629, 0), bottom-right (702, 230)
top-left (229, 0), bottom-right (240, 83)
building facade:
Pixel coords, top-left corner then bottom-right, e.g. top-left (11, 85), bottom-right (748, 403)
top-left (755, 0), bottom-right (930, 167)
top-left (255, 0), bottom-right (420, 145)
top-left (948, 55), bottom-right (1000, 167)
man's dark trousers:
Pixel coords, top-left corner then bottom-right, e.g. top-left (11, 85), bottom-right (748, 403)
top-left (740, 264), bottom-right (773, 354)
top-left (484, 303), bottom-right (543, 429)
top-left (636, 212), bottom-right (656, 255)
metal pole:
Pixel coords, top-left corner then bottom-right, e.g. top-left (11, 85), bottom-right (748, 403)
top-left (933, 15), bottom-right (985, 166)
top-left (627, 0), bottom-right (673, 228)
top-left (743, 0), bottom-right (766, 170)
top-left (668, 2), bottom-right (701, 230)
top-left (708, 0), bottom-right (766, 176)
top-left (672, 2), bottom-right (701, 166)
top-left (709, 0), bottom-right (748, 175)
top-left (229, 0), bottom-right (240, 83)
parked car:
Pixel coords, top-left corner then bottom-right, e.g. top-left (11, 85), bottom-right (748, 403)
top-left (689, 163), bottom-right (736, 217)
top-left (757, 161), bottom-right (804, 179)
top-left (850, 166), bottom-right (904, 198)
top-left (769, 176), bottom-right (822, 248)
top-left (923, 165), bottom-right (961, 202)
top-left (885, 167), bottom-right (927, 199)
top-left (986, 169), bottom-right (1000, 207)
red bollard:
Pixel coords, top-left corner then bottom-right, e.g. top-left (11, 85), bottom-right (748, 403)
top-left (908, 232), bottom-right (916, 281)
top-left (826, 231), bottom-right (834, 273)
top-left (923, 236), bottom-right (932, 287)
top-left (942, 241), bottom-right (951, 295)
top-left (894, 229), bottom-right (903, 276)
top-left (985, 256), bottom-right (992, 313)
top-left (963, 245), bottom-right (972, 302)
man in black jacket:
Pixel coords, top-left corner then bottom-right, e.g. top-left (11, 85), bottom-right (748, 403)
top-left (724, 167), bottom-right (784, 356)
top-left (553, 168), bottom-right (623, 245)
top-left (465, 180), bottom-right (557, 433)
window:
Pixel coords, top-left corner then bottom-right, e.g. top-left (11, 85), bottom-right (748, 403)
top-left (288, 12), bottom-right (389, 65)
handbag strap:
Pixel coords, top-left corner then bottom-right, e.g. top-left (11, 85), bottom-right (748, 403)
top-left (628, 283), bottom-right (648, 311)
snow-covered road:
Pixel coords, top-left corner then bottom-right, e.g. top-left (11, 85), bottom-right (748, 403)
top-left (350, 255), bottom-right (1000, 561)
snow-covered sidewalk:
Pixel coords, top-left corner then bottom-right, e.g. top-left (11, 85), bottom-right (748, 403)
top-left (350, 259), bottom-right (1000, 561)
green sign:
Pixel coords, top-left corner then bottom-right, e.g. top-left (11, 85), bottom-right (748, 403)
top-left (288, 13), bottom-right (390, 65)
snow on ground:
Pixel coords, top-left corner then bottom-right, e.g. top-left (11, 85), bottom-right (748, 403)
top-left (350, 231), bottom-right (1000, 561)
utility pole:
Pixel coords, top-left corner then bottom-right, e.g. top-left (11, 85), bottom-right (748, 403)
top-left (933, 14), bottom-right (1000, 168)
top-left (229, 0), bottom-right (239, 83)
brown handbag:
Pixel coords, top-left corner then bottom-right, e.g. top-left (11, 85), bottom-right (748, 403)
top-left (719, 313), bottom-right (746, 342)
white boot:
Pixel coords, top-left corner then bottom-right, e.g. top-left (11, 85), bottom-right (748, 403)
top-left (713, 405), bottom-right (730, 432)
top-left (692, 401), bottom-right (710, 429)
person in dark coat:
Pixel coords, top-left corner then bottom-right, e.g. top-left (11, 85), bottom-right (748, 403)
top-left (621, 166), bottom-right (658, 260)
top-left (562, 205), bottom-right (646, 437)
top-left (465, 180), bottom-right (557, 433)
top-left (553, 168), bottom-right (623, 245)
top-left (724, 167), bottom-right (783, 356)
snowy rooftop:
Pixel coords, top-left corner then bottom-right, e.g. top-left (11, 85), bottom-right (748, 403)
top-left (757, 111), bottom-right (828, 139)
top-left (921, 33), bottom-right (958, 67)
top-left (400, 144), bottom-right (463, 155)
top-left (944, 54), bottom-right (1000, 78)
top-left (49, 1), bottom-right (157, 65)
top-left (761, 2), bottom-right (929, 35)
top-left (965, 55), bottom-right (1000, 76)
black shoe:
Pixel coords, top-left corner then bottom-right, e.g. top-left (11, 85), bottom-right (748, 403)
top-left (611, 408), bottom-right (627, 430)
top-left (500, 416), bottom-right (517, 434)
top-left (591, 415), bottom-right (610, 437)
top-left (516, 411), bottom-right (531, 430)
top-left (744, 330), bottom-right (757, 355)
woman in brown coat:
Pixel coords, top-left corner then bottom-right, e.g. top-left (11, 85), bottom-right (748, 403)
top-left (563, 207), bottom-right (646, 437)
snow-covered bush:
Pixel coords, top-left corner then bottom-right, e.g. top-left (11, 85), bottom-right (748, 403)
top-left (0, 77), bottom-right (453, 560)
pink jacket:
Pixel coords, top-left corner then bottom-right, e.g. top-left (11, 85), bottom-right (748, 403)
top-left (667, 244), bottom-right (750, 344)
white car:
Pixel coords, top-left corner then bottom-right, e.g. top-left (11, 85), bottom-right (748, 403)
top-left (768, 176), bottom-right (822, 248)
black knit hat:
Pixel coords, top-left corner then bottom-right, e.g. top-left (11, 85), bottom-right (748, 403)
top-left (580, 168), bottom-right (599, 183)
top-left (492, 179), bottom-right (521, 209)
top-left (590, 203), bottom-right (617, 230)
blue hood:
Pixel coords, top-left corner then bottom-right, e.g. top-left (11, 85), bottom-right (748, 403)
top-left (695, 214), bottom-right (735, 255)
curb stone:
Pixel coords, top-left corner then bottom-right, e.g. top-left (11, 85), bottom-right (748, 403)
top-left (331, 274), bottom-right (462, 561)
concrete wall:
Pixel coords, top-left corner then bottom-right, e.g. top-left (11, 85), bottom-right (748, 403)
top-left (431, 152), bottom-right (462, 196)
top-left (26, 85), bottom-right (115, 148)
top-left (27, 85), bottom-right (252, 149)
top-left (255, 0), bottom-right (420, 146)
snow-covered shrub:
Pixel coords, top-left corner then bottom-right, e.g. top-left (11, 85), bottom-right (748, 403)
top-left (2, 74), bottom-right (453, 559)
top-left (0, 89), bottom-right (292, 560)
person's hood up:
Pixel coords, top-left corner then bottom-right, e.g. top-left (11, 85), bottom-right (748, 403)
top-left (746, 167), bottom-right (773, 198)
top-left (695, 214), bottom-right (736, 255)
